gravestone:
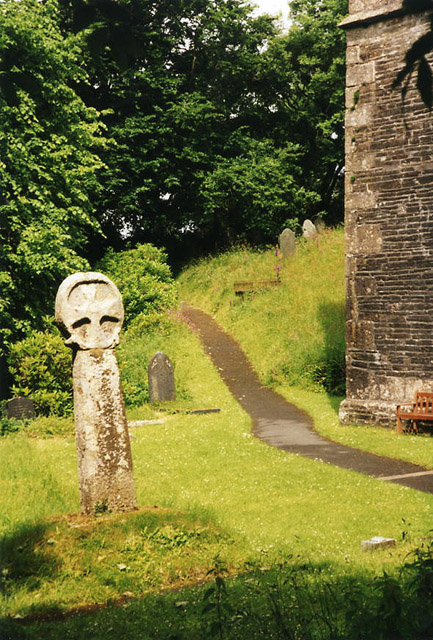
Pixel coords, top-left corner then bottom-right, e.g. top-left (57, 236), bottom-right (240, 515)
top-left (302, 219), bottom-right (317, 238)
top-left (55, 272), bottom-right (137, 515)
top-left (6, 397), bottom-right (35, 420)
top-left (148, 352), bottom-right (176, 402)
top-left (278, 228), bottom-right (296, 259)
top-left (312, 216), bottom-right (326, 233)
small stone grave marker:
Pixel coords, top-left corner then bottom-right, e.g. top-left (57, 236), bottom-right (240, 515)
top-left (189, 408), bottom-right (221, 415)
top-left (6, 397), bottom-right (35, 420)
top-left (128, 419), bottom-right (165, 427)
top-left (148, 352), bottom-right (176, 402)
top-left (278, 228), bottom-right (296, 259)
top-left (361, 536), bottom-right (396, 551)
top-left (313, 216), bottom-right (326, 233)
top-left (302, 219), bottom-right (317, 238)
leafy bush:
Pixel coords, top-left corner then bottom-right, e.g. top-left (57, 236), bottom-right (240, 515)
top-left (6, 244), bottom-right (177, 416)
top-left (7, 329), bottom-right (73, 416)
top-left (97, 244), bottom-right (177, 330)
top-left (302, 350), bottom-right (346, 395)
top-left (347, 539), bottom-right (433, 639)
top-left (0, 417), bottom-right (21, 437)
top-left (0, 0), bottom-right (105, 351)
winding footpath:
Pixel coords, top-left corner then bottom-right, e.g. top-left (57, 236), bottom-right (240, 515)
top-left (182, 304), bottom-right (433, 495)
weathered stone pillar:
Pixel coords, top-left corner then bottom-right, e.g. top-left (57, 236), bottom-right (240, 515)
top-left (56, 272), bottom-right (137, 514)
top-left (339, 1), bottom-right (433, 426)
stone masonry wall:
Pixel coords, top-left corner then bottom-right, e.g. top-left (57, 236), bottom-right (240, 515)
top-left (339, 0), bottom-right (433, 426)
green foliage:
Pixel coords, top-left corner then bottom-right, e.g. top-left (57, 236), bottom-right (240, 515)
top-left (53, 0), bottom-right (346, 255)
top-left (7, 328), bottom-right (73, 416)
top-left (0, 415), bottom-right (74, 438)
top-left (199, 138), bottom-right (319, 244)
top-left (4, 541), bottom-right (433, 638)
top-left (54, 0), bottom-right (278, 253)
top-left (0, 0), bottom-right (106, 351)
top-left (0, 417), bottom-right (21, 437)
top-left (1, 0), bottom-right (348, 366)
top-left (346, 540), bottom-right (433, 639)
top-left (306, 355), bottom-right (346, 395)
top-left (257, 0), bottom-right (348, 227)
top-left (6, 243), bottom-right (176, 414)
top-left (202, 558), bottom-right (232, 640)
top-left (143, 524), bottom-right (203, 550)
top-left (97, 244), bottom-right (177, 330)
top-left (0, 0), bottom-right (349, 370)
top-left (100, 244), bottom-right (178, 407)
top-left (18, 416), bottom-right (74, 438)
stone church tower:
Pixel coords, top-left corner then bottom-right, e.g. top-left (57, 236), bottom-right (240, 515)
top-left (339, 0), bottom-right (433, 426)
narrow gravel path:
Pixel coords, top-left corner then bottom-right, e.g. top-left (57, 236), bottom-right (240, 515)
top-left (182, 304), bottom-right (433, 494)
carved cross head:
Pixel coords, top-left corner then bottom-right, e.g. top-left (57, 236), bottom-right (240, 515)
top-left (55, 272), bottom-right (124, 350)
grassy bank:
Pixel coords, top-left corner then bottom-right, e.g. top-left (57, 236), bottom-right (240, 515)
top-left (177, 228), bottom-right (345, 394)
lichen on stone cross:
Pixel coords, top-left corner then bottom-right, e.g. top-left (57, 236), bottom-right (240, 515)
top-left (55, 272), bottom-right (137, 516)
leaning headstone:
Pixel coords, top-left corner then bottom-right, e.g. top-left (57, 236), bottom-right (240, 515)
top-left (302, 219), bottom-right (317, 238)
top-left (148, 352), bottom-right (176, 402)
top-left (55, 272), bottom-right (137, 516)
top-left (6, 397), bottom-right (35, 420)
top-left (312, 216), bottom-right (326, 233)
top-left (278, 228), bottom-right (296, 259)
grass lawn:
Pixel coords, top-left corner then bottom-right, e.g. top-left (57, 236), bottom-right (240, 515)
top-left (2, 229), bottom-right (433, 638)
top-left (2, 317), bottom-right (433, 639)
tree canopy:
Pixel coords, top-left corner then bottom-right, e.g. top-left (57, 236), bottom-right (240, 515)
top-left (55, 0), bottom-right (347, 254)
top-left (0, 0), bottom-right (106, 350)
top-left (0, 0), bottom-right (348, 354)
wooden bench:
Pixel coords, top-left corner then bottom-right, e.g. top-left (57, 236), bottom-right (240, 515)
top-left (234, 280), bottom-right (281, 296)
top-left (396, 391), bottom-right (433, 434)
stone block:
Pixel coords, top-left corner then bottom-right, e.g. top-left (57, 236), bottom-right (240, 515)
top-left (354, 223), bottom-right (383, 253)
top-left (355, 276), bottom-right (377, 297)
top-left (361, 536), bottom-right (396, 551)
top-left (347, 192), bottom-right (377, 211)
top-left (346, 320), bottom-right (376, 350)
top-left (347, 45), bottom-right (360, 65)
top-left (347, 62), bottom-right (375, 87)
top-left (346, 105), bottom-right (373, 128)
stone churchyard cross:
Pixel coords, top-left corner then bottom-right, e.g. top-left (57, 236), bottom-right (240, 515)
top-left (56, 272), bottom-right (137, 515)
